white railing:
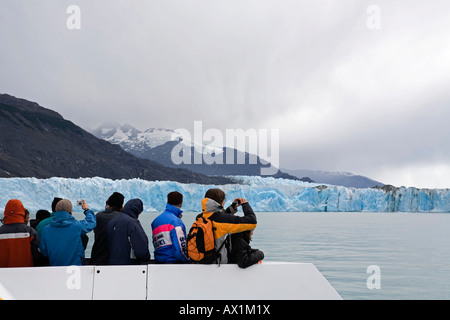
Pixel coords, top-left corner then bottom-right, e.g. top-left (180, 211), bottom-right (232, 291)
top-left (0, 262), bottom-right (341, 300)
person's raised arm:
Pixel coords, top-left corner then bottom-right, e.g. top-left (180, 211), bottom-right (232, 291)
top-left (78, 200), bottom-right (96, 234)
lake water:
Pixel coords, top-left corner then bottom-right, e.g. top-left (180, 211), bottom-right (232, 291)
top-left (77, 211), bottom-right (450, 300)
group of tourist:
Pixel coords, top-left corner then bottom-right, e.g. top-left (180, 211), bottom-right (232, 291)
top-left (0, 188), bottom-right (264, 269)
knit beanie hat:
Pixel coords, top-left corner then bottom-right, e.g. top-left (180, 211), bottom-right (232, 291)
top-left (55, 199), bottom-right (73, 213)
top-left (106, 192), bottom-right (125, 209)
top-left (167, 191), bottom-right (183, 206)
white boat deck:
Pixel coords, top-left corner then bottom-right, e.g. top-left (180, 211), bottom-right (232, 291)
top-left (0, 262), bottom-right (341, 300)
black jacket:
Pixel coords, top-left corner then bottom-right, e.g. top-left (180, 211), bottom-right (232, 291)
top-left (230, 232), bottom-right (264, 268)
top-left (90, 208), bottom-right (121, 265)
top-left (107, 199), bottom-right (150, 265)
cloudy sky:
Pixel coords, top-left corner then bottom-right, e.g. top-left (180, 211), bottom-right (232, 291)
top-left (1, 0), bottom-right (450, 188)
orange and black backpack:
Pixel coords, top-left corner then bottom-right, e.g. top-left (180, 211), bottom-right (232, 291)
top-left (187, 213), bottom-right (227, 264)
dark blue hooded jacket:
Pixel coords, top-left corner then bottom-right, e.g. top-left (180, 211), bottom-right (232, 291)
top-left (107, 199), bottom-right (150, 265)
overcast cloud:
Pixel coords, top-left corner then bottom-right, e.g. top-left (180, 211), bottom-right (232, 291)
top-left (1, 0), bottom-right (450, 188)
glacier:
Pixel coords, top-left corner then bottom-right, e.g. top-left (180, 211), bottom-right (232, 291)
top-left (0, 176), bottom-right (449, 214)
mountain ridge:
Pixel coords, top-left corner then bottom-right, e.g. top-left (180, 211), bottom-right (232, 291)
top-left (91, 122), bottom-right (384, 187)
top-left (282, 168), bottom-right (384, 188)
top-left (0, 94), bottom-right (232, 184)
top-left (91, 122), bottom-right (304, 181)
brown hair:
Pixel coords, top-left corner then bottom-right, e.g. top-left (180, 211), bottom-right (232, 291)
top-left (167, 191), bottom-right (183, 206)
top-left (204, 188), bottom-right (226, 205)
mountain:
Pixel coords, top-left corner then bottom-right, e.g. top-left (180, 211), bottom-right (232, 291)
top-left (282, 168), bottom-right (384, 188)
top-left (91, 123), bottom-right (180, 156)
top-left (91, 123), bottom-right (383, 188)
top-left (91, 122), bottom-right (305, 181)
top-left (0, 94), bottom-right (232, 184)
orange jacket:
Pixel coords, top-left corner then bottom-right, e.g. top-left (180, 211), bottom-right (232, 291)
top-left (201, 198), bottom-right (257, 264)
top-left (0, 199), bottom-right (39, 268)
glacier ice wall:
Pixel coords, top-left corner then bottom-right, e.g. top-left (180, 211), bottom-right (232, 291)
top-left (0, 176), bottom-right (449, 213)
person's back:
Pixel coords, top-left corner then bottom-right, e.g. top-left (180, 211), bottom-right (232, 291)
top-left (0, 199), bottom-right (40, 268)
top-left (230, 230), bottom-right (264, 268)
top-left (36, 216), bottom-right (53, 239)
top-left (40, 212), bottom-right (84, 266)
top-left (201, 189), bottom-right (257, 264)
top-left (39, 200), bottom-right (96, 266)
top-left (152, 198), bottom-right (189, 263)
top-left (90, 192), bottom-right (124, 265)
top-left (91, 209), bottom-right (121, 265)
top-left (107, 199), bottom-right (150, 265)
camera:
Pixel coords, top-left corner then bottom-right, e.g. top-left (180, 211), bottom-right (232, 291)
top-left (232, 199), bottom-right (241, 208)
top-left (77, 200), bottom-right (84, 206)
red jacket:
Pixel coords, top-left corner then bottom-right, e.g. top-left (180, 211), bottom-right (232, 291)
top-left (0, 199), bottom-right (39, 267)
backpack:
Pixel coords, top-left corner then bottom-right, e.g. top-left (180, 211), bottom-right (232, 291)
top-left (187, 213), bottom-right (227, 264)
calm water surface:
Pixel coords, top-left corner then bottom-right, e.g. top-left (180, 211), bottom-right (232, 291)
top-left (78, 211), bottom-right (450, 300)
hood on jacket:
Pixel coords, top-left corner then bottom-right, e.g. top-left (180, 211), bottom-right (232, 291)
top-left (201, 198), bottom-right (223, 217)
top-left (3, 199), bottom-right (26, 224)
top-left (51, 211), bottom-right (76, 228)
top-left (123, 199), bottom-right (144, 219)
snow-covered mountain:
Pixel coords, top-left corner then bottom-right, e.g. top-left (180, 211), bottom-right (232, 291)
top-left (91, 123), bottom-right (384, 187)
top-left (282, 169), bottom-right (384, 188)
top-left (91, 122), bottom-right (223, 158)
top-left (1, 176), bottom-right (448, 213)
top-left (91, 123), bottom-right (300, 180)
top-left (91, 122), bottom-right (180, 153)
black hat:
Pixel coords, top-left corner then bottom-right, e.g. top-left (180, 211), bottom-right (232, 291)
top-left (51, 197), bottom-right (63, 212)
top-left (106, 192), bottom-right (125, 209)
top-left (167, 191), bottom-right (183, 206)
top-left (36, 209), bottom-right (51, 221)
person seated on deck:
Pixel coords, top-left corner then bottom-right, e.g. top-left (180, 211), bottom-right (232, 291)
top-left (151, 191), bottom-right (190, 264)
top-left (107, 198), bottom-right (151, 265)
top-left (229, 229), bottom-right (264, 268)
top-left (201, 189), bottom-right (257, 265)
top-left (0, 199), bottom-right (41, 268)
top-left (39, 199), bottom-right (96, 266)
top-left (90, 192), bottom-right (125, 265)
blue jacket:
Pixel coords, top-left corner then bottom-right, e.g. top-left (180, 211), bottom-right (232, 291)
top-left (107, 199), bottom-right (150, 265)
top-left (39, 210), bottom-right (96, 266)
top-left (151, 204), bottom-right (189, 263)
